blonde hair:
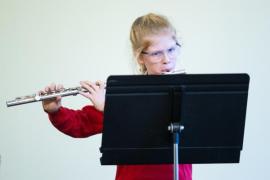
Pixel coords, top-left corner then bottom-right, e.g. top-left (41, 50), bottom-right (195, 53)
top-left (130, 13), bottom-right (179, 74)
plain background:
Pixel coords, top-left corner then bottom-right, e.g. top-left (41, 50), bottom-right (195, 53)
top-left (0, 0), bottom-right (269, 179)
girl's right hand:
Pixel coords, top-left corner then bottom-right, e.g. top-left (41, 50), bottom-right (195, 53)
top-left (79, 80), bottom-right (106, 112)
top-left (39, 83), bottom-right (64, 113)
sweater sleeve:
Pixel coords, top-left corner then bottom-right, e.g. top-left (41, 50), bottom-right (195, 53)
top-left (47, 106), bottom-right (103, 138)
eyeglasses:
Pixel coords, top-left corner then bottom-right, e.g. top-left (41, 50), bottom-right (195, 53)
top-left (141, 43), bottom-right (180, 63)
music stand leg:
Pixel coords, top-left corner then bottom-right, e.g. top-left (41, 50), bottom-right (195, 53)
top-left (169, 123), bottom-right (184, 180)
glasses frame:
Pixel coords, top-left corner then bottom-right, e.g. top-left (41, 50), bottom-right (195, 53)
top-left (141, 43), bottom-right (181, 63)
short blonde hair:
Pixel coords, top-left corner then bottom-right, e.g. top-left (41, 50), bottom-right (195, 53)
top-left (130, 13), bottom-right (179, 73)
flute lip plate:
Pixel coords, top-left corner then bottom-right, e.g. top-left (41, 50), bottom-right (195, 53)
top-left (162, 69), bottom-right (186, 75)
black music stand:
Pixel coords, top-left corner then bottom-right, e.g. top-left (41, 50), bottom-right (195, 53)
top-left (100, 73), bottom-right (249, 180)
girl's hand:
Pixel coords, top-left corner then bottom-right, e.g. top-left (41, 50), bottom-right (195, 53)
top-left (39, 83), bottom-right (63, 113)
top-left (79, 80), bottom-right (106, 112)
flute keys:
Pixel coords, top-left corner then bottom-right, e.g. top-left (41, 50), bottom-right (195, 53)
top-left (34, 95), bottom-right (41, 101)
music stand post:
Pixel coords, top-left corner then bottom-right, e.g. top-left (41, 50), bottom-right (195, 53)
top-left (168, 123), bottom-right (184, 180)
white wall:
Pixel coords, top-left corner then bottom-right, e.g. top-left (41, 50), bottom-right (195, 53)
top-left (0, 0), bottom-right (269, 179)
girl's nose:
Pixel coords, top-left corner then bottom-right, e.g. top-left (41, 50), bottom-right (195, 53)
top-left (162, 52), bottom-right (170, 64)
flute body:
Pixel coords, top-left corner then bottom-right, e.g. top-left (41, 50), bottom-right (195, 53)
top-left (6, 69), bottom-right (185, 107)
top-left (6, 87), bottom-right (88, 107)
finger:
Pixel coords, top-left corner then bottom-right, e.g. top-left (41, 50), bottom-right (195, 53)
top-left (84, 81), bottom-right (99, 92)
top-left (56, 84), bottom-right (64, 91)
top-left (80, 81), bottom-right (96, 94)
top-left (44, 86), bottom-right (50, 93)
top-left (53, 84), bottom-right (64, 100)
top-left (49, 83), bottom-right (56, 92)
top-left (56, 96), bottom-right (62, 101)
top-left (96, 80), bottom-right (106, 89)
top-left (79, 91), bottom-right (93, 100)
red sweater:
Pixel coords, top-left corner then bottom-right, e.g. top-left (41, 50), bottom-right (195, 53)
top-left (48, 106), bottom-right (192, 180)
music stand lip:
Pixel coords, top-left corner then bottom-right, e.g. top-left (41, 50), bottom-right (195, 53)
top-left (106, 73), bottom-right (250, 86)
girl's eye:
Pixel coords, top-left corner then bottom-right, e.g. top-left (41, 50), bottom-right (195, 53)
top-left (151, 51), bottom-right (162, 56)
top-left (168, 47), bottom-right (176, 52)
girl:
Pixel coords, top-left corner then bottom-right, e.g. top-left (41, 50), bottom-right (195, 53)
top-left (41, 13), bottom-right (192, 180)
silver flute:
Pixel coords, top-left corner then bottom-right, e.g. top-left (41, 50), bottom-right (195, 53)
top-left (6, 87), bottom-right (88, 107)
top-left (6, 69), bottom-right (185, 107)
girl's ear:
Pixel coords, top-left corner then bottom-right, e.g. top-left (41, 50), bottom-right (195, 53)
top-left (137, 57), bottom-right (145, 65)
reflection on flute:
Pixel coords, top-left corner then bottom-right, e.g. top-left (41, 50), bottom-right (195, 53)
top-left (6, 87), bottom-right (88, 107)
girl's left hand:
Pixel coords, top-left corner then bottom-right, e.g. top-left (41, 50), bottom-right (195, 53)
top-left (79, 80), bottom-right (106, 112)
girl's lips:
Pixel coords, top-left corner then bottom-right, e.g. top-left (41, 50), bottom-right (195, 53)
top-left (161, 69), bottom-right (173, 74)
top-left (161, 68), bottom-right (174, 73)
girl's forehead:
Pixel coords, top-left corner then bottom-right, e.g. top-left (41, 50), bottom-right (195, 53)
top-left (144, 33), bottom-right (176, 51)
